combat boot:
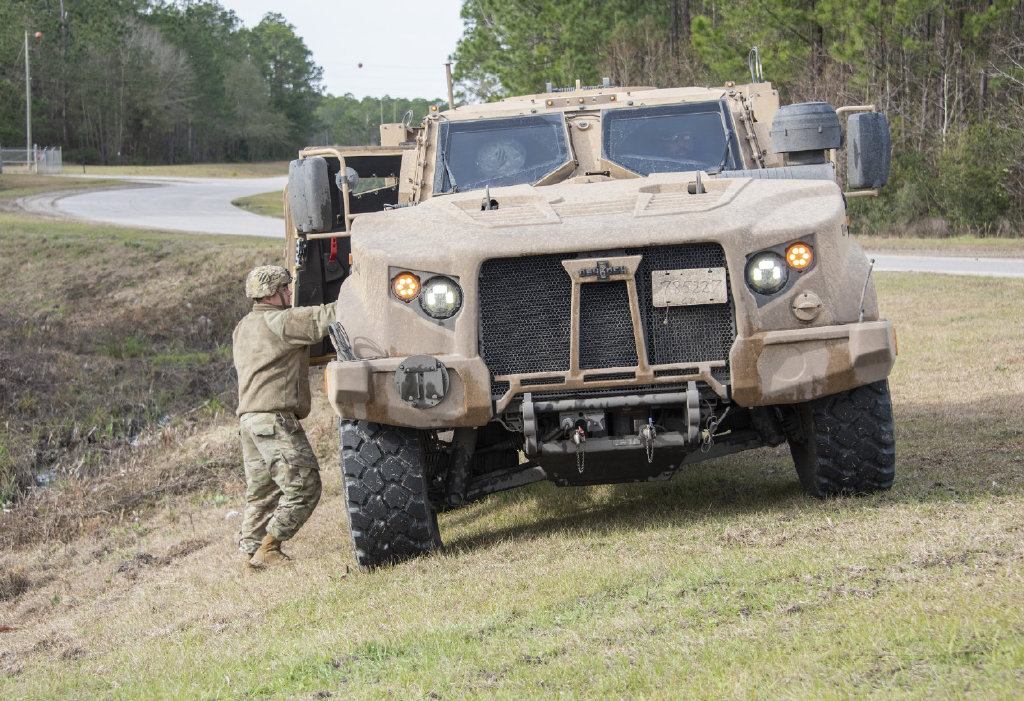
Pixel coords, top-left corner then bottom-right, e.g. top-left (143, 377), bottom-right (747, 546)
top-left (248, 533), bottom-right (291, 568)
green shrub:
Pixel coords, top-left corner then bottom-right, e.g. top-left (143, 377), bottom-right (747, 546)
top-left (850, 123), bottom-right (1023, 237)
top-left (936, 122), bottom-right (1018, 231)
top-left (849, 150), bottom-right (937, 235)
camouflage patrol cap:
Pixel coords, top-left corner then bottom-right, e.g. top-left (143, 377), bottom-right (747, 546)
top-left (245, 265), bottom-right (292, 299)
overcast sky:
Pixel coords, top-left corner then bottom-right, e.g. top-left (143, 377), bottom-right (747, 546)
top-left (216, 0), bottom-right (466, 100)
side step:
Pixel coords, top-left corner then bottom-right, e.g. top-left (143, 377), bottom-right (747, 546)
top-left (465, 464), bottom-right (547, 501)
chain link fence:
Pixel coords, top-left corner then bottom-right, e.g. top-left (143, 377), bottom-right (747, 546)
top-left (0, 146), bottom-right (63, 174)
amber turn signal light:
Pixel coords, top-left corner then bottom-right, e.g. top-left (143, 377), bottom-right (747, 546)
top-left (392, 272), bottom-right (420, 301)
top-left (786, 242), bottom-right (813, 270)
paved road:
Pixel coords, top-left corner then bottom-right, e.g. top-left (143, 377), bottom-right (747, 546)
top-left (49, 175), bottom-right (287, 237)
top-left (27, 176), bottom-right (1024, 276)
top-left (865, 253), bottom-right (1024, 279)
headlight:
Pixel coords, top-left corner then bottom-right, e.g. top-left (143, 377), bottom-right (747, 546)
top-left (419, 276), bottom-right (463, 319)
top-left (745, 251), bottom-right (788, 295)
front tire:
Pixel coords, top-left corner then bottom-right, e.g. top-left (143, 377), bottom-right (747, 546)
top-left (339, 420), bottom-right (442, 568)
top-left (787, 380), bottom-right (895, 497)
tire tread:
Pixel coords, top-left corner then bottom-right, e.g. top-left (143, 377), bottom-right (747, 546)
top-left (790, 380), bottom-right (896, 497)
top-left (339, 419), bottom-right (441, 568)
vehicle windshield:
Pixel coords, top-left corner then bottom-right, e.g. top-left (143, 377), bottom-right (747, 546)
top-left (602, 101), bottom-right (742, 175)
top-left (434, 114), bottom-right (570, 194)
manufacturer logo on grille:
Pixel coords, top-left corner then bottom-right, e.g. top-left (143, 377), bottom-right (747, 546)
top-left (579, 260), bottom-right (629, 280)
top-left (563, 254), bottom-right (640, 284)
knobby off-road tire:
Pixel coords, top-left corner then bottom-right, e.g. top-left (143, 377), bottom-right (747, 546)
top-left (787, 380), bottom-right (895, 498)
top-left (339, 419), bottom-right (441, 569)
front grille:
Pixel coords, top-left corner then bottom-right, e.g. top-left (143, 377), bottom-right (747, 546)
top-left (532, 382), bottom-right (691, 401)
top-left (478, 254), bottom-right (571, 398)
top-left (579, 281), bottom-right (637, 369)
top-left (629, 244), bottom-right (735, 381)
top-left (479, 243), bottom-right (735, 398)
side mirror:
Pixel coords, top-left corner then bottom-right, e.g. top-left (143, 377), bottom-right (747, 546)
top-left (847, 113), bottom-right (891, 189)
top-left (288, 157), bottom-right (332, 234)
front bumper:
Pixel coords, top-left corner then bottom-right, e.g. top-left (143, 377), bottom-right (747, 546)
top-left (325, 355), bottom-right (495, 428)
top-left (729, 319), bottom-right (896, 405)
top-left (323, 318), bottom-right (896, 426)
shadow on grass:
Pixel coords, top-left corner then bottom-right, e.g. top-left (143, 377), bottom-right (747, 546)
top-left (443, 447), bottom-right (804, 553)
top-left (443, 393), bottom-right (1024, 554)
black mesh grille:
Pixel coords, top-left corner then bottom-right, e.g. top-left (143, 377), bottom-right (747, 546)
top-left (521, 377), bottom-right (564, 386)
top-left (584, 372), bottom-right (635, 382)
top-left (626, 244), bottom-right (735, 367)
top-left (479, 243), bottom-right (735, 399)
top-left (579, 281), bottom-right (637, 369)
top-left (478, 253), bottom-right (571, 398)
top-left (532, 383), bottom-right (691, 401)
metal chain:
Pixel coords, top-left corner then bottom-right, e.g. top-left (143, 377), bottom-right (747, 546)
top-left (573, 426), bottom-right (585, 473)
top-left (640, 419), bottom-right (657, 463)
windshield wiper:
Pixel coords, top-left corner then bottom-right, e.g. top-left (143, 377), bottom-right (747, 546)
top-left (440, 151), bottom-right (459, 193)
top-left (707, 140), bottom-right (731, 174)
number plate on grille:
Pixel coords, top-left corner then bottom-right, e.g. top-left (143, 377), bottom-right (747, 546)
top-left (652, 267), bottom-right (727, 307)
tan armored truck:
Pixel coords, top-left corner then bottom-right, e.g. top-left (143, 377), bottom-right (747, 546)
top-left (284, 75), bottom-right (897, 568)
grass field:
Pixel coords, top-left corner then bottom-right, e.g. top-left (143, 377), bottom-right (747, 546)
top-left (0, 213), bottom-right (280, 536)
top-left (61, 162), bottom-right (290, 178)
top-left (859, 235), bottom-right (1024, 256)
top-left (0, 207), bottom-right (1023, 697)
top-left (232, 191), bottom-right (287, 218)
top-left (0, 174), bottom-right (126, 201)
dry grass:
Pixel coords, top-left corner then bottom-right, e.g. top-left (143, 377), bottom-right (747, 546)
top-left (0, 569), bottom-right (31, 603)
top-left (0, 214), bottom-right (281, 546)
top-left (60, 162), bottom-right (290, 178)
top-left (0, 174), bottom-right (124, 202)
top-left (856, 233), bottom-right (1024, 257)
top-left (1, 236), bottom-right (1023, 696)
top-left (232, 191), bottom-right (286, 219)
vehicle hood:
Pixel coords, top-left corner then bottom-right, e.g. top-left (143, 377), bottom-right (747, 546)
top-left (350, 172), bottom-right (844, 265)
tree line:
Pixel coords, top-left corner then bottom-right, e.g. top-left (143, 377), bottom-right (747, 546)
top-left (453, 0), bottom-right (1024, 234)
top-left (0, 1), bottom-right (443, 165)
top-left (4, 1), bottom-right (1022, 232)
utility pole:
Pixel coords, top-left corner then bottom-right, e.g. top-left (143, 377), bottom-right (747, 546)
top-left (25, 30), bottom-right (32, 172)
top-left (24, 30), bottom-right (41, 173)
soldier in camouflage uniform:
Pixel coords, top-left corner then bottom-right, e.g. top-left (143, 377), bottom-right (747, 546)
top-left (233, 265), bottom-right (336, 568)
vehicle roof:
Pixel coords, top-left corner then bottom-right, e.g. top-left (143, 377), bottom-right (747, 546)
top-left (436, 85), bottom-right (743, 122)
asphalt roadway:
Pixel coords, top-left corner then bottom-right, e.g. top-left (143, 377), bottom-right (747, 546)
top-left (42, 176), bottom-right (1024, 278)
top-left (50, 175), bottom-right (287, 238)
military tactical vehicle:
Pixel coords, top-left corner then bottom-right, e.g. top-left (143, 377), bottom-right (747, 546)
top-left (285, 67), bottom-right (897, 568)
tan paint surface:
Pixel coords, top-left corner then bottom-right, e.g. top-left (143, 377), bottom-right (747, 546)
top-left (295, 82), bottom-right (896, 427)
